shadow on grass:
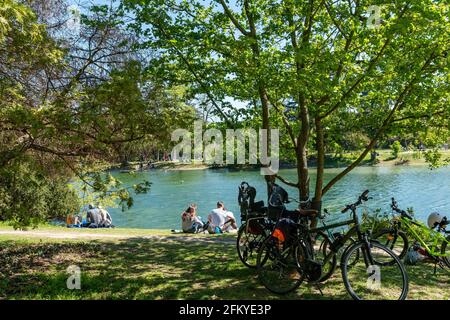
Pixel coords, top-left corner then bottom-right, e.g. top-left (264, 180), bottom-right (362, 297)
top-left (0, 238), bottom-right (448, 300)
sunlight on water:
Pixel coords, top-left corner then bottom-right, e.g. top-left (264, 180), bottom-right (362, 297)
top-left (107, 166), bottom-right (450, 229)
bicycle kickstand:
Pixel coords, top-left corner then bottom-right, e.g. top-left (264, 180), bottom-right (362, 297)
top-left (312, 282), bottom-right (324, 296)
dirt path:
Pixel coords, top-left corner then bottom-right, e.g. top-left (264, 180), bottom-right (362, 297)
top-left (0, 230), bottom-right (236, 244)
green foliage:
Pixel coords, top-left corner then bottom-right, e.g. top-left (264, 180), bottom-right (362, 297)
top-left (72, 161), bottom-right (152, 211)
top-left (423, 148), bottom-right (450, 169)
top-left (0, 161), bottom-right (81, 229)
top-left (361, 208), bottom-right (392, 234)
top-left (0, 1), bottom-right (198, 227)
top-left (390, 141), bottom-right (402, 159)
top-left (123, 0), bottom-right (450, 199)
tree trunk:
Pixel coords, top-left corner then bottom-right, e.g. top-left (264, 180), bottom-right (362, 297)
top-left (297, 96), bottom-right (310, 206)
top-left (311, 117), bottom-right (325, 226)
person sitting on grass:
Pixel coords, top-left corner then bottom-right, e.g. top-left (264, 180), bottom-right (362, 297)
top-left (181, 204), bottom-right (207, 233)
top-left (98, 205), bottom-right (114, 228)
top-left (207, 201), bottom-right (237, 234)
top-left (86, 204), bottom-right (102, 228)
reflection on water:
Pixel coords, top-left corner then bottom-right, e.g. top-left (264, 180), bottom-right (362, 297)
top-left (108, 166), bottom-right (450, 229)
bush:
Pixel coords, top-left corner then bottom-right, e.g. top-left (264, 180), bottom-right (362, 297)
top-left (390, 141), bottom-right (402, 159)
top-left (361, 208), bottom-right (392, 234)
top-left (0, 161), bottom-right (81, 229)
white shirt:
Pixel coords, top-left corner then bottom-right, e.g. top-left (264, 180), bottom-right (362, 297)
top-left (208, 208), bottom-right (235, 229)
top-left (209, 208), bottom-right (227, 228)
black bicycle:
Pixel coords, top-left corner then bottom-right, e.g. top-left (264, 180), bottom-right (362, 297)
top-left (257, 190), bottom-right (409, 300)
top-left (236, 182), bottom-right (277, 268)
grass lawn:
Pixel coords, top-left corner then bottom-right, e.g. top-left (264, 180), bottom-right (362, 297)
top-left (321, 149), bottom-right (450, 168)
top-left (0, 226), bottom-right (448, 300)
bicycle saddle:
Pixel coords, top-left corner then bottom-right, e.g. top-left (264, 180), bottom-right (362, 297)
top-left (296, 208), bottom-right (318, 217)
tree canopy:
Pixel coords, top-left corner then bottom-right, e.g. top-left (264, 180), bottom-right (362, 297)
top-left (0, 0), bottom-right (197, 228)
top-left (124, 0), bottom-right (449, 209)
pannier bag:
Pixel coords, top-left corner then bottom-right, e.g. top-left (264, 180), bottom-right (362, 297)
top-left (247, 216), bottom-right (265, 235)
top-left (271, 218), bottom-right (297, 246)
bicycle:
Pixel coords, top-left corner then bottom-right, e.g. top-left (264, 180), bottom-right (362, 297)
top-left (236, 182), bottom-right (277, 268)
top-left (373, 198), bottom-right (450, 270)
top-left (315, 209), bottom-right (360, 282)
top-left (257, 190), bottom-right (409, 300)
top-left (236, 181), bottom-right (319, 269)
top-left (237, 214), bottom-right (276, 268)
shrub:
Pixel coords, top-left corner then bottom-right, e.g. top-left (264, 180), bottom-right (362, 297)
top-left (390, 141), bottom-right (402, 159)
top-left (0, 161), bottom-right (81, 229)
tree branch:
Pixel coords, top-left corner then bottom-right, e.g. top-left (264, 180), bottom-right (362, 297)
top-left (392, 109), bottom-right (446, 123)
top-left (217, 0), bottom-right (250, 36)
top-left (322, 50), bottom-right (437, 196)
top-left (153, 22), bottom-right (235, 128)
top-left (275, 174), bottom-right (299, 188)
top-left (320, 4), bottom-right (410, 119)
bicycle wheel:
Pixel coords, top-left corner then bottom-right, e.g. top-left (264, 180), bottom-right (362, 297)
top-left (237, 224), bottom-right (266, 268)
top-left (373, 229), bottom-right (408, 262)
top-left (341, 241), bottom-right (409, 300)
top-left (315, 232), bottom-right (337, 282)
top-left (256, 236), bottom-right (304, 294)
top-left (341, 237), bottom-right (360, 267)
top-left (441, 235), bottom-right (450, 268)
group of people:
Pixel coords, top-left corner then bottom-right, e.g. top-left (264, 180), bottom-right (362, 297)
top-left (66, 204), bottom-right (114, 228)
top-left (181, 201), bottom-right (238, 234)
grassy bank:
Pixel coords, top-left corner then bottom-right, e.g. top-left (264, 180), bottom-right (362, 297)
top-left (0, 225), bottom-right (448, 300)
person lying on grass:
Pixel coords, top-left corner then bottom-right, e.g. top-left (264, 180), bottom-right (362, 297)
top-left (207, 201), bottom-right (238, 234)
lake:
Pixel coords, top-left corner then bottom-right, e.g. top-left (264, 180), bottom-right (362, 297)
top-left (107, 165), bottom-right (450, 229)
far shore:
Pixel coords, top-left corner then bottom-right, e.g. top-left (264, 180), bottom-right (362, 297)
top-left (116, 149), bottom-right (450, 172)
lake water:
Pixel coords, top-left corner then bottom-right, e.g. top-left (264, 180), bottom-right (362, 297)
top-left (107, 166), bottom-right (450, 229)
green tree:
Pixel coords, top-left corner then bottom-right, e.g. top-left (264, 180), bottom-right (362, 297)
top-left (0, 1), bottom-right (197, 227)
top-left (0, 160), bottom-right (81, 229)
top-left (124, 0), bottom-right (449, 213)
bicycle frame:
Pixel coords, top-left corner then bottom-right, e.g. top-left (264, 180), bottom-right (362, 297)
top-left (309, 209), bottom-right (374, 268)
top-left (398, 216), bottom-right (450, 257)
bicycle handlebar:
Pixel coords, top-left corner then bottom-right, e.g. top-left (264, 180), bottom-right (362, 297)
top-left (391, 198), bottom-right (413, 220)
top-left (341, 190), bottom-right (371, 213)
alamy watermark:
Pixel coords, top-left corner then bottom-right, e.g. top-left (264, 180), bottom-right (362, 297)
top-left (367, 5), bottom-right (383, 29)
top-left (66, 265), bottom-right (81, 290)
top-left (367, 265), bottom-right (381, 290)
top-left (171, 121), bottom-right (279, 175)
top-left (66, 5), bottom-right (81, 35)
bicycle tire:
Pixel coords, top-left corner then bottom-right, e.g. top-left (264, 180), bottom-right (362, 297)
top-left (256, 236), bottom-right (304, 294)
top-left (372, 228), bottom-right (409, 263)
top-left (341, 240), bottom-right (409, 300)
top-left (236, 224), bottom-right (266, 268)
top-left (441, 235), bottom-right (450, 268)
top-left (315, 232), bottom-right (338, 282)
